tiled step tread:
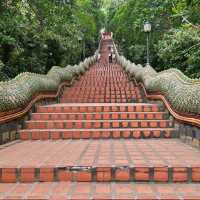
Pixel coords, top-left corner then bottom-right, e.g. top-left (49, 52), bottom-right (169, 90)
top-left (61, 96), bottom-right (140, 98)
top-left (19, 128), bottom-right (177, 140)
top-left (0, 182), bottom-right (200, 199)
top-left (25, 120), bottom-right (174, 129)
top-left (63, 84), bottom-right (137, 86)
top-left (62, 84), bottom-right (137, 88)
top-left (40, 103), bottom-right (159, 107)
top-left (62, 90), bottom-right (138, 93)
top-left (31, 112), bottom-right (168, 120)
top-left (32, 111), bottom-right (167, 115)
top-left (37, 104), bottom-right (163, 114)
top-left (62, 94), bottom-right (139, 97)
top-left (61, 99), bottom-right (143, 102)
top-left (0, 139), bottom-right (200, 183)
top-left (31, 113), bottom-right (169, 122)
top-left (20, 128), bottom-right (176, 131)
top-left (26, 119), bottom-right (173, 123)
top-left (60, 99), bottom-right (144, 103)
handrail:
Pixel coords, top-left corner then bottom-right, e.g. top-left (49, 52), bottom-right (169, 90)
top-left (0, 81), bottom-right (72, 124)
top-left (139, 82), bottom-right (200, 127)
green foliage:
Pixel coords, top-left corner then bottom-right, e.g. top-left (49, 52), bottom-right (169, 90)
top-left (0, 0), bottom-right (104, 81)
top-left (186, 0), bottom-right (200, 6)
top-left (156, 28), bottom-right (200, 78)
top-left (107, 0), bottom-right (200, 78)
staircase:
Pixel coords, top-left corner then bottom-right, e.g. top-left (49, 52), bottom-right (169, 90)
top-left (0, 39), bottom-right (200, 199)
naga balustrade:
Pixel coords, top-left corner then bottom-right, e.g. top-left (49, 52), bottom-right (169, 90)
top-left (116, 47), bottom-right (200, 147)
top-left (0, 51), bottom-right (98, 144)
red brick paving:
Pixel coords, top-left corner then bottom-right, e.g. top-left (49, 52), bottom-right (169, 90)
top-left (1, 182), bottom-right (200, 199)
top-left (1, 139), bottom-right (199, 168)
top-left (0, 139), bottom-right (200, 183)
top-left (60, 63), bottom-right (142, 103)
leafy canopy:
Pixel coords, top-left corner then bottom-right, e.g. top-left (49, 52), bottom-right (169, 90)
top-left (0, 0), bottom-right (105, 80)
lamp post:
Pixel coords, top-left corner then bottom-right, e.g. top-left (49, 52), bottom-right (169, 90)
top-left (78, 36), bottom-right (82, 60)
top-left (144, 21), bottom-right (151, 66)
top-left (78, 31), bottom-right (85, 60)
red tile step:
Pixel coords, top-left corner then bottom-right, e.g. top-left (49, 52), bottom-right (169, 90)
top-left (24, 119), bottom-right (174, 129)
top-left (19, 128), bottom-right (177, 140)
top-left (36, 103), bottom-right (163, 113)
top-left (62, 87), bottom-right (139, 93)
top-left (1, 182), bottom-right (200, 199)
top-left (31, 111), bottom-right (169, 121)
top-left (60, 63), bottom-right (143, 103)
top-left (61, 89), bottom-right (142, 103)
top-left (0, 139), bottom-right (200, 183)
top-left (60, 98), bottom-right (143, 103)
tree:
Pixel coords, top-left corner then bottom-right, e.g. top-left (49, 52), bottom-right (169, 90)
top-left (0, 0), bottom-right (105, 80)
top-left (107, 0), bottom-right (200, 77)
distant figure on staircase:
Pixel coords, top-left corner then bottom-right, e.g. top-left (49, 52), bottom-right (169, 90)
top-left (111, 47), bottom-right (114, 54)
top-left (112, 53), bottom-right (116, 63)
top-left (97, 53), bottom-right (101, 63)
top-left (109, 53), bottom-right (112, 63)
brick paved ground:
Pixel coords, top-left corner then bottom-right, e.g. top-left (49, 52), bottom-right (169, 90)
top-left (1, 139), bottom-right (200, 168)
top-left (1, 139), bottom-right (200, 183)
top-left (1, 182), bottom-right (200, 199)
